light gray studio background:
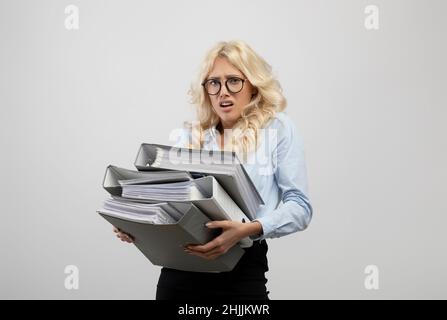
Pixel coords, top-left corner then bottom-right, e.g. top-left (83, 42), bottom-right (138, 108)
top-left (0, 0), bottom-right (445, 299)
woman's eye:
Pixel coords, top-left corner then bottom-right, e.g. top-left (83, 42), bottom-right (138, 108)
top-left (210, 80), bottom-right (219, 86)
top-left (229, 78), bottom-right (241, 84)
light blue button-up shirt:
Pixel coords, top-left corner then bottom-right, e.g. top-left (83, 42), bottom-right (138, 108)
top-left (172, 112), bottom-right (313, 240)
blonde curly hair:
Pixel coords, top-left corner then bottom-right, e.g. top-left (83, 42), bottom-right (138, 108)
top-left (186, 40), bottom-right (286, 160)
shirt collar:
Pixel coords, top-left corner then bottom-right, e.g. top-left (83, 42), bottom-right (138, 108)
top-left (202, 124), bottom-right (220, 149)
top-left (209, 124), bottom-right (219, 138)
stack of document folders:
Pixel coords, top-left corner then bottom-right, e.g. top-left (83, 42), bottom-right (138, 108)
top-left (98, 143), bottom-right (264, 272)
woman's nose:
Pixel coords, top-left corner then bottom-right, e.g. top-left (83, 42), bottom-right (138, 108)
top-left (219, 83), bottom-right (230, 97)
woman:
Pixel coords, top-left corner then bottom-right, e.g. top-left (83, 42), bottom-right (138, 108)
top-left (114, 40), bottom-right (313, 300)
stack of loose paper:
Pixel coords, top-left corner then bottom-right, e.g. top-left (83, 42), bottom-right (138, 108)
top-left (98, 198), bottom-right (183, 224)
top-left (119, 179), bottom-right (206, 202)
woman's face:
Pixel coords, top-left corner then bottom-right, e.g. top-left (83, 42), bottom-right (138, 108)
top-left (205, 57), bottom-right (256, 130)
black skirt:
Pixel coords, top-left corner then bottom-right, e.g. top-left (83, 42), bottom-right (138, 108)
top-left (156, 240), bottom-right (270, 300)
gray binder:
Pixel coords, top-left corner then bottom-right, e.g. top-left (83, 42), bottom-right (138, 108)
top-left (103, 165), bottom-right (253, 248)
top-left (134, 143), bottom-right (264, 220)
top-left (98, 202), bottom-right (244, 272)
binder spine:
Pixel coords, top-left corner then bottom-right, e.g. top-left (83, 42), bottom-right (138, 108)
top-left (213, 179), bottom-right (251, 222)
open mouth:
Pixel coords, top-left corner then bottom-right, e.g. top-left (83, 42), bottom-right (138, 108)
top-left (219, 101), bottom-right (234, 109)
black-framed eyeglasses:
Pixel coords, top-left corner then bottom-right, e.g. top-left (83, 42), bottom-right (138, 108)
top-left (201, 77), bottom-right (246, 95)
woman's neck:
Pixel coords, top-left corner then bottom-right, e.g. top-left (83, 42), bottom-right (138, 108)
top-left (216, 122), bottom-right (224, 134)
top-left (216, 121), bottom-right (235, 134)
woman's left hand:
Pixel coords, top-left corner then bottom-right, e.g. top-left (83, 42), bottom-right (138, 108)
top-left (184, 220), bottom-right (261, 260)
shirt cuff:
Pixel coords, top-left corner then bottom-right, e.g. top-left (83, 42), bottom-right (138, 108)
top-left (249, 218), bottom-right (271, 241)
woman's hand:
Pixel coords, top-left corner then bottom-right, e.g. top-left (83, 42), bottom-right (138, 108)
top-left (184, 220), bottom-right (262, 260)
top-left (113, 227), bottom-right (134, 243)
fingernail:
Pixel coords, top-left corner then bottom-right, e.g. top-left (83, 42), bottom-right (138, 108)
top-left (205, 223), bottom-right (211, 227)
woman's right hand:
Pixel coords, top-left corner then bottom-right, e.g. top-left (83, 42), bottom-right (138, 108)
top-left (113, 227), bottom-right (134, 243)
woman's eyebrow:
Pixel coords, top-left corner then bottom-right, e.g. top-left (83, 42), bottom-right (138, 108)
top-left (208, 74), bottom-right (243, 79)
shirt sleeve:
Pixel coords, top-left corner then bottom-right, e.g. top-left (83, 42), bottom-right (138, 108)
top-left (252, 116), bottom-right (313, 240)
